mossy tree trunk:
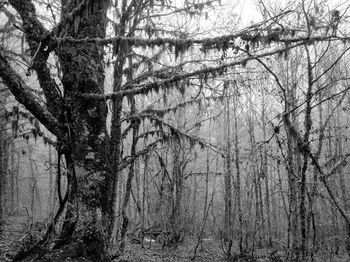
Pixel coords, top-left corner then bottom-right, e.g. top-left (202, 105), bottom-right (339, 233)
top-left (56, 1), bottom-right (109, 246)
top-left (1, 0), bottom-right (114, 258)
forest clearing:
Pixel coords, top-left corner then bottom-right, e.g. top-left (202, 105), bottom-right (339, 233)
top-left (1, 0), bottom-right (350, 261)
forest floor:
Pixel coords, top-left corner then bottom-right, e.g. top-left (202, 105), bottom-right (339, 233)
top-left (0, 215), bottom-right (349, 262)
top-left (0, 215), bottom-right (30, 261)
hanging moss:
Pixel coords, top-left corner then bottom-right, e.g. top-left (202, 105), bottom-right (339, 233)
top-left (32, 128), bottom-right (38, 141)
top-left (165, 42), bottom-right (172, 53)
top-left (223, 80), bottom-right (229, 91)
top-left (179, 80), bottom-right (186, 97)
top-left (29, 115), bottom-right (35, 125)
top-left (154, 82), bottom-right (160, 94)
top-left (284, 45), bottom-right (289, 60)
top-left (266, 31), bottom-right (280, 43)
top-left (277, 51), bottom-right (283, 59)
top-left (204, 72), bottom-right (209, 84)
top-left (140, 40), bottom-right (147, 50)
top-left (112, 38), bottom-right (119, 56)
top-left (12, 105), bottom-right (18, 116)
top-left (126, 95), bottom-right (132, 106)
top-left (163, 89), bottom-right (167, 105)
top-left (11, 119), bottom-right (18, 137)
top-left (222, 39), bottom-right (229, 52)
top-left (175, 41), bottom-right (180, 60)
top-left (34, 119), bottom-right (40, 131)
top-left (198, 99), bottom-right (202, 112)
top-left (216, 40), bottom-right (222, 51)
top-left (145, 24), bottom-right (152, 38)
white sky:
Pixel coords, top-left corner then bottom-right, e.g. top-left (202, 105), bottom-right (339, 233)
top-left (234, 0), bottom-right (262, 27)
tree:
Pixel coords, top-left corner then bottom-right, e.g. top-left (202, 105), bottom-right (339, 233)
top-left (0, 87), bottom-right (10, 233)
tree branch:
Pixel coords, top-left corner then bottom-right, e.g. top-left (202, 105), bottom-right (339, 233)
top-left (0, 52), bottom-right (63, 138)
top-left (9, 0), bottom-right (62, 118)
top-left (80, 42), bottom-right (305, 101)
top-left (283, 114), bottom-right (350, 229)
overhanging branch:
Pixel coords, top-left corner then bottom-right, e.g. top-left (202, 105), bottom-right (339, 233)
top-left (9, 0), bottom-right (63, 118)
top-left (0, 52), bottom-right (63, 138)
top-left (80, 42), bottom-right (305, 101)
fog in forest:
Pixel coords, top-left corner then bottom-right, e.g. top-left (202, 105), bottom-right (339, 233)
top-left (1, 1), bottom-right (350, 261)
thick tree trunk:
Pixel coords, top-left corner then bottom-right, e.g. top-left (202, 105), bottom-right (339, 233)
top-left (56, 1), bottom-right (110, 248)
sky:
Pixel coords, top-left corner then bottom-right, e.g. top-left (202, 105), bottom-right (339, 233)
top-left (234, 0), bottom-right (262, 27)
top-left (203, 0), bottom-right (263, 34)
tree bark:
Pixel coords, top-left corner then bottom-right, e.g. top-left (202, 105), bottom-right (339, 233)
top-left (233, 83), bottom-right (243, 252)
top-left (119, 56), bottom-right (140, 250)
top-left (0, 129), bottom-right (3, 233)
top-left (223, 87), bottom-right (233, 255)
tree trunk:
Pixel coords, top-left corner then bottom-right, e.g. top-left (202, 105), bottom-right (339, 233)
top-left (335, 112), bottom-right (350, 256)
top-left (284, 81), bottom-right (300, 261)
top-left (47, 144), bottom-right (56, 219)
top-left (27, 141), bottom-right (42, 222)
top-left (223, 88), bottom-right (233, 255)
top-left (119, 56), bottom-right (140, 249)
top-left (233, 83), bottom-right (243, 252)
top-left (0, 130), bottom-right (3, 233)
top-left (56, 1), bottom-right (110, 251)
top-left (10, 140), bottom-right (15, 214)
top-left (170, 142), bottom-right (184, 244)
top-left (298, 46), bottom-right (313, 261)
top-left (192, 124), bottom-right (211, 258)
top-left (261, 86), bottom-right (272, 247)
